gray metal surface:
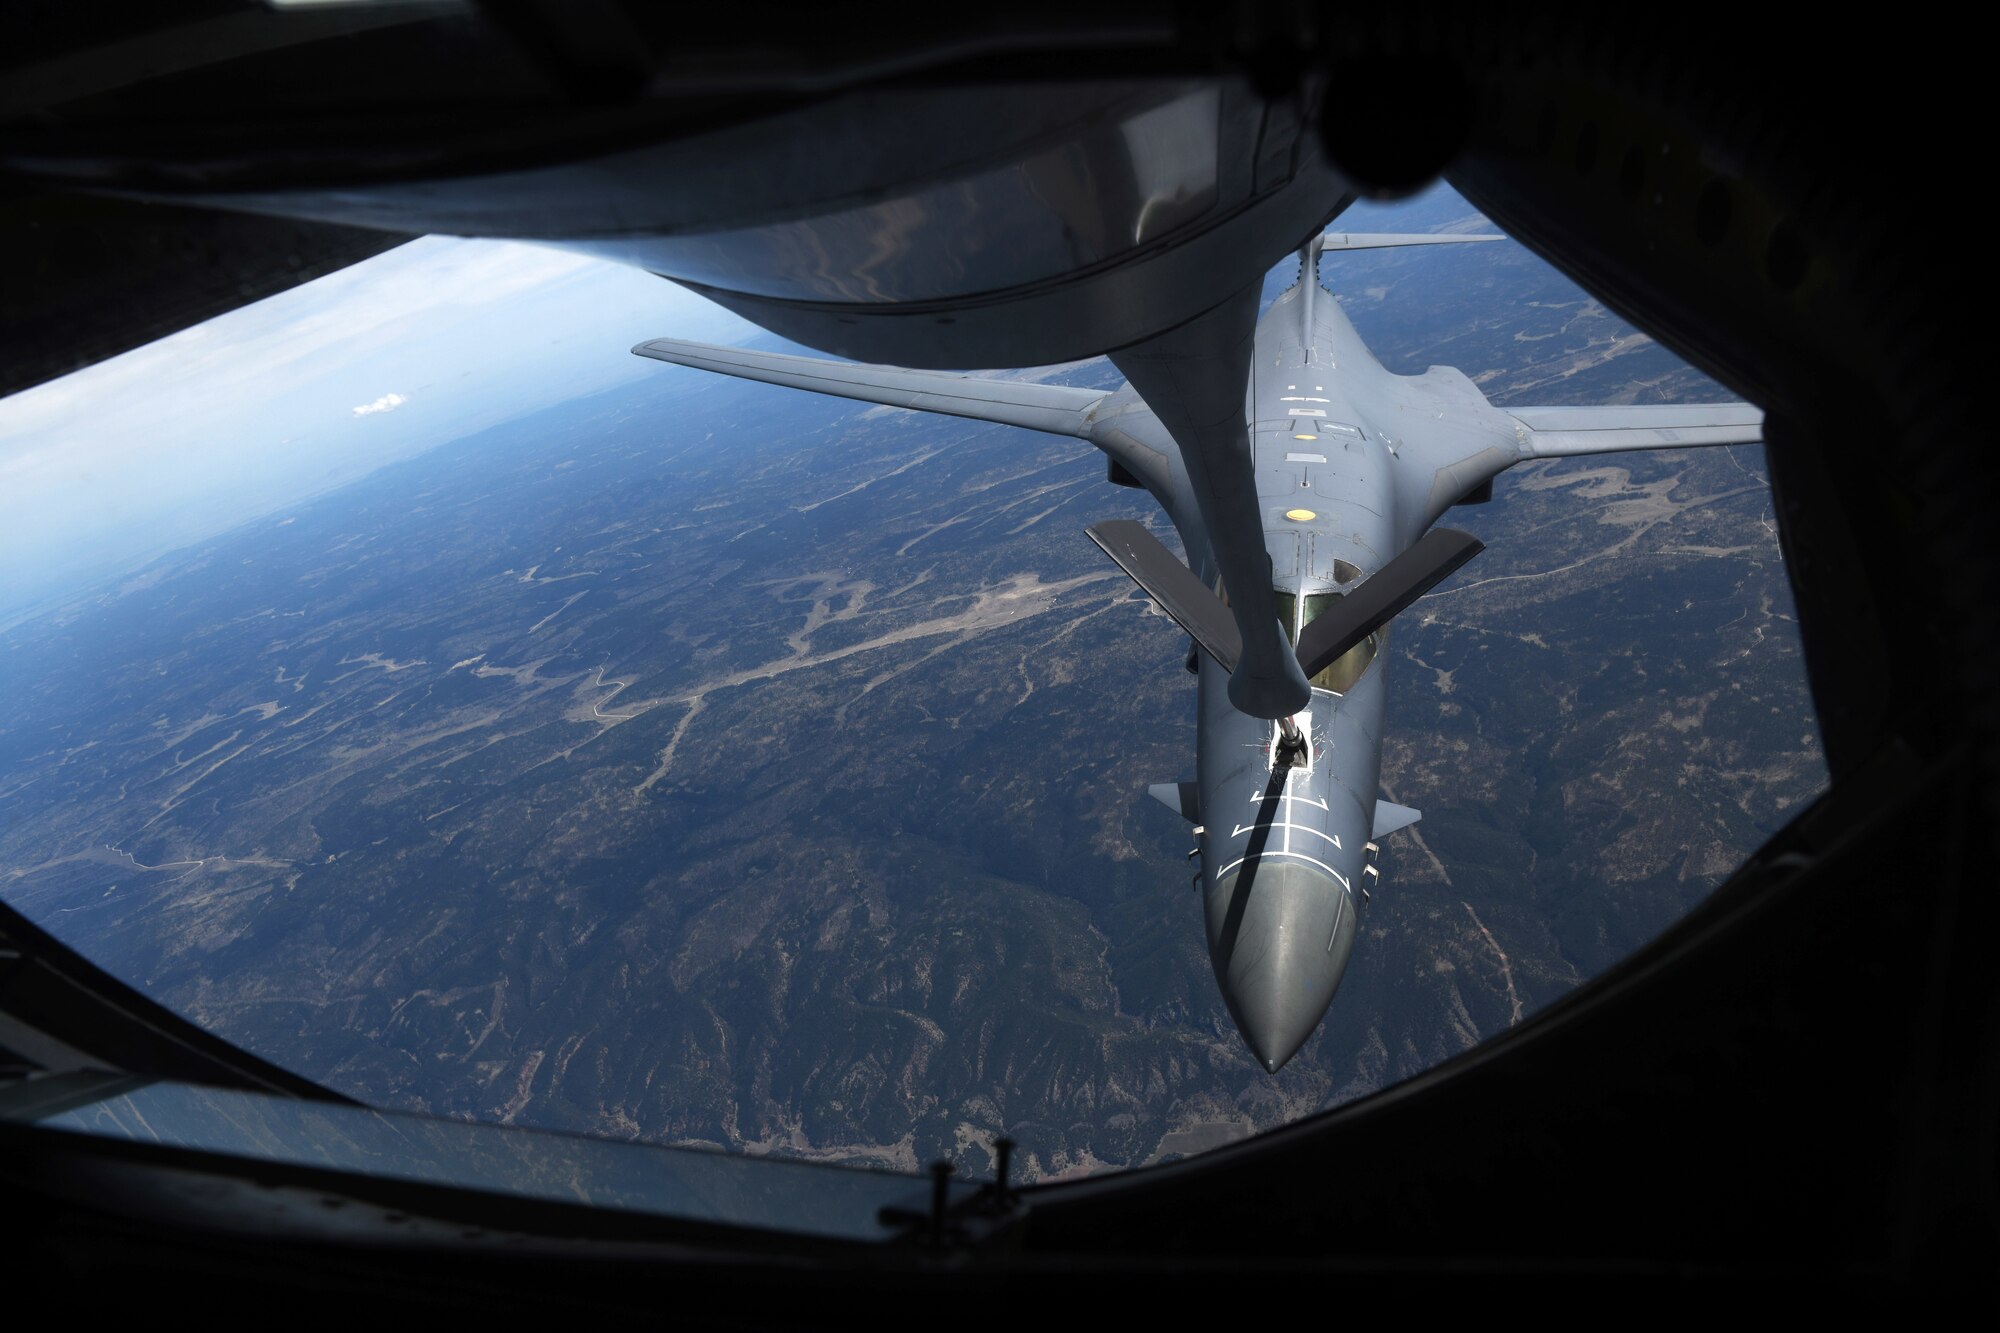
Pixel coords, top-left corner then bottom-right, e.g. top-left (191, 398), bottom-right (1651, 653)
top-left (1109, 281), bottom-right (1313, 720)
top-left (141, 78), bottom-right (1357, 371)
top-left (1087, 520), bottom-right (1242, 671)
top-left (1371, 801), bottom-right (1423, 839)
top-left (1147, 781), bottom-right (1202, 823)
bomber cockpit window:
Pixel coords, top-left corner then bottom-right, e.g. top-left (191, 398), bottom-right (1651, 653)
top-left (1273, 589), bottom-right (1298, 644)
top-left (1301, 591), bottom-right (1382, 693)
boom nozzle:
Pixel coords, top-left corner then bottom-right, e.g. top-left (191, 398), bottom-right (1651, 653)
top-left (1226, 629), bottom-right (1313, 720)
top-left (1275, 716), bottom-right (1308, 767)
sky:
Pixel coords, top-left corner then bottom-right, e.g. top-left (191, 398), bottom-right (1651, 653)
top-left (0, 238), bottom-right (758, 615)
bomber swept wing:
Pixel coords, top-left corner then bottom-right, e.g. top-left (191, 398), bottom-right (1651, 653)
top-left (1508, 403), bottom-right (1764, 457)
top-left (1411, 400), bottom-right (1765, 528)
top-left (632, 339), bottom-right (1110, 440)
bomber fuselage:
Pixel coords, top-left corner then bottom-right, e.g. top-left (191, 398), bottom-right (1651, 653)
top-left (1098, 272), bottom-right (1508, 1071)
top-left (634, 233), bottom-right (1756, 1075)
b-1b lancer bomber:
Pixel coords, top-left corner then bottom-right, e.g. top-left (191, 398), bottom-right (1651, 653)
top-left (635, 231), bottom-right (1763, 1073)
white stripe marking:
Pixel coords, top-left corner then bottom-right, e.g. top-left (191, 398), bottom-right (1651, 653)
top-left (1229, 821), bottom-right (1344, 852)
top-left (1249, 793), bottom-right (1328, 810)
top-left (1216, 850), bottom-right (1353, 892)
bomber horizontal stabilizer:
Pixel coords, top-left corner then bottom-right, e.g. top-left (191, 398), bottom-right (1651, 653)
top-left (1320, 232), bottom-right (1507, 251)
top-left (1371, 801), bottom-right (1422, 839)
top-left (1294, 529), bottom-right (1485, 681)
top-left (1086, 520), bottom-right (1242, 672)
top-left (1149, 782), bottom-right (1201, 823)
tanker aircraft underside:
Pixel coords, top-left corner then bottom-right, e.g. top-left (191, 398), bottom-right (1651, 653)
top-left (636, 232), bottom-right (1762, 1072)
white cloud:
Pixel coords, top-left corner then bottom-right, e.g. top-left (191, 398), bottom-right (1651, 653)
top-left (0, 239), bottom-right (587, 460)
top-left (352, 391), bottom-right (407, 417)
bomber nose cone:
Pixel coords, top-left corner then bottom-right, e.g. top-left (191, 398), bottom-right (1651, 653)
top-left (1234, 961), bottom-right (1327, 1074)
top-left (1207, 859), bottom-right (1360, 1073)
